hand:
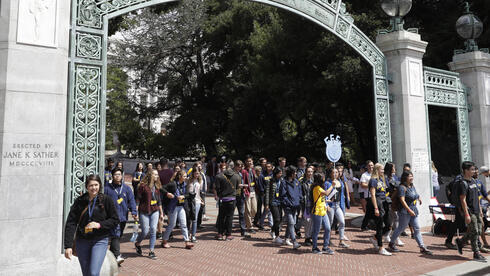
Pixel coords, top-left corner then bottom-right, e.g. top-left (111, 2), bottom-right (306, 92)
top-left (409, 210), bottom-right (416, 217)
top-left (177, 195), bottom-right (185, 200)
top-left (465, 214), bottom-right (471, 224)
top-left (64, 248), bottom-right (73, 260)
top-left (374, 209), bottom-right (380, 217)
top-left (86, 222), bottom-right (100, 229)
top-left (132, 214), bottom-right (138, 221)
top-left (167, 193), bottom-right (175, 199)
top-left (160, 213), bottom-right (164, 221)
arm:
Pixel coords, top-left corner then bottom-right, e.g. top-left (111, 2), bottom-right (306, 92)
top-left (460, 194), bottom-right (471, 224)
top-left (370, 187), bottom-right (379, 216)
top-left (399, 195), bottom-right (415, 216)
top-left (127, 186), bottom-right (138, 217)
top-left (264, 180), bottom-right (271, 208)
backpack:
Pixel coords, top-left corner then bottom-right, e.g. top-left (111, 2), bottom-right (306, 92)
top-left (446, 175), bottom-right (466, 205)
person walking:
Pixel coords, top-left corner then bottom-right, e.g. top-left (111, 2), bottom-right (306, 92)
top-left (105, 168), bottom-right (138, 265)
top-left (187, 169), bottom-right (204, 243)
top-left (233, 160), bottom-right (248, 237)
top-left (454, 161), bottom-right (487, 262)
top-left (324, 167), bottom-right (349, 248)
top-left (135, 169), bottom-right (165, 259)
top-left (132, 162), bottom-right (145, 198)
top-left (367, 163), bottom-right (392, 256)
top-left (214, 162), bottom-right (240, 240)
top-left (161, 170), bottom-right (193, 249)
top-left (64, 175), bottom-right (119, 276)
top-left (243, 157), bottom-right (258, 236)
top-left (299, 167), bottom-right (314, 246)
top-left (360, 160), bottom-right (374, 230)
top-left (265, 167), bottom-right (284, 244)
top-left (280, 166), bottom-right (302, 249)
top-left (431, 161), bottom-right (440, 198)
top-left (311, 173), bottom-right (334, 254)
top-left (388, 171), bottom-right (433, 255)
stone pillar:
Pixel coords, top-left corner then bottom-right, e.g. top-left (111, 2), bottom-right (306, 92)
top-left (376, 31), bottom-right (432, 226)
top-left (449, 51), bottom-right (490, 186)
top-left (0, 0), bottom-right (70, 274)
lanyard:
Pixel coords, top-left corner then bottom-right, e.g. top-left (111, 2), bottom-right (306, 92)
top-left (275, 180), bottom-right (281, 196)
top-left (88, 195), bottom-right (97, 219)
top-left (177, 182), bottom-right (185, 196)
top-left (113, 183), bottom-right (123, 196)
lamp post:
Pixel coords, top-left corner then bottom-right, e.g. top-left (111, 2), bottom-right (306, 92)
top-left (455, 2), bottom-right (488, 54)
top-left (379, 0), bottom-right (412, 34)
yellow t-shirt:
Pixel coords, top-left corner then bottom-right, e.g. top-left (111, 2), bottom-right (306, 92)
top-left (312, 186), bottom-right (326, 216)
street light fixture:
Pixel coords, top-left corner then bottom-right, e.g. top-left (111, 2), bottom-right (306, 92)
top-left (379, 0), bottom-right (412, 33)
top-left (454, 2), bottom-right (487, 54)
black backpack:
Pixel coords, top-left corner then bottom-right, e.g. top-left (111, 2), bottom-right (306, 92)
top-left (445, 175), bottom-right (460, 205)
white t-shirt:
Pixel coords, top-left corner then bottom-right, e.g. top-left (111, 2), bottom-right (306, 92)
top-left (431, 170), bottom-right (439, 189)
top-left (359, 172), bottom-right (371, 198)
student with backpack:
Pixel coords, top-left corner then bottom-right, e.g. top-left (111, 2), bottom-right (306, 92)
top-left (265, 168), bottom-right (285, 244)
top-left (454, 161), bottom-right (487, 262)
top-left (280, 166), bottom-right (303, 249)
top-left (388, 171), bottom-right (433, 255)
top-left (445, 174), bottom-right (465, 249)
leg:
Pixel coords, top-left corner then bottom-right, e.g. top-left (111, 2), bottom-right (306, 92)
top-left (192, 202), bottom-right (201, 236)
top-left (148, 211), bottom-right (159, 251)
top-left (254, 193), bottom-right (263, 226)
top-left (197, 202), bottom-right (203, 228)
top-left (244, 196), bottom-right (253, 230)
top-left (271, 206), bottom-right (281, 237)
top-left (250, 194), bottom-right (257, 225)
top-left (446, 211), bottom-right (463, 244)
top-left (304, 217), bottom-right (313, 239)
top-left (217, 201), bottom-right (225, 235)
top-left (75, 238), bottom-right (92, 276)
top-left (391, 212), bottom-right (410, 243)
top-left (89, 237), bottom-right (109, 276)
top-left (136, 213), bottom-right (150, 244)
top-left (375, 213), bottom-right (384, 248)
top-left (334, 204), bottom-right (346, 240)
top-left (410, 215), bottom-right (425, 248)
top-left (177, 206), bottom-right (190, 241)
top-left (163, 209), bottom-right (178, 241)
top-left (382, 203), bottom-right (392, 236)
top-left (322, 215), bottom-right (332, 250)
top-left (286, 209), bottom-right (297, 242)
top-left (225, 201), bottom-right (236, 236)
top-left (311, 215), bottom-right (321, 249)
top-left (235, 196), bottom-right (246, 233)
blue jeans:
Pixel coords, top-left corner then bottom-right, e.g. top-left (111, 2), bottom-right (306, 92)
top-left (235, 195), bottom-right (246, 232)
top-left (390, 211), bottom-right (424, 248)
top-left (76, 237), bottom-right (109, 276)
top-left (191, 202), bottom-right (201, 236)
top-left (327, 202), bottom-right (346, 240)
top-left (136, 211), bottom-right (159, 251)
top-left (312, 214), bottom-right (331, 250)
top-left (285, 209), bottom-right (297, 242)
top-left (164, 205), bottom-right (189, 241)
top-left (260, 208), bottom-right (273, 227)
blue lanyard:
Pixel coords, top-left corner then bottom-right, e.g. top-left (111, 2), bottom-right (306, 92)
top-left (88, 195), bottom-right (97, 219)
top-left (113, 184), bottom-right (123, 196)
top-left (275, 180), bottom-right (281, 196)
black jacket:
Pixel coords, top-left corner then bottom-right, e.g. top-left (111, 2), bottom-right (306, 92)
top-left (215, 169), bottom-right (240, 198)
top-left (64, 192), bottom-right (119, 249)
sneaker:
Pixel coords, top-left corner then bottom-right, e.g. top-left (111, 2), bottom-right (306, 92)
top-left (369, 237), bottom-right (379, 250)
top-left (135, 244), bottom-right (142, 255)
top-left (296, 232), bottom-right (302, 238)
top-left (244, 232), bottom-right (251, 238)
top-left (273, 237), bottom-right (284, 245)
top-left (396, 238), bottom-right (405, 246)
top-left (270, 231), bottom-right (276, 240)
top-left (339, 241), bottom-right (350, 248)
top-left (293, 242), bottom-right (301, 249)
top-left (411, 233), bottom-right (415, 239)
top-left (185, 242), bottom-right (194, 249)
top-left (388, 243), bottom-right (400, 252)
top-left (420, 247), bottom-right (433, 256)
top-left (215, 234), bottom-right (223, 240)
top-left (445, 242), bottom-right (457, 250)
top-left (285, 239), bottom-right (293, 246)
top-left (455, 238), bottom-right (463, 255)
top-left (116, 255), bottom-right (125, 265)
top-left (226, 235), bottom-right (234, 241)
top-left (383, 234), bottom-right (391, 243)
top-left (148, 251), bottom-right (157, 260)
top-left (379, 248), bottom-right (392, 256)
top-left (202, 215), bottom-right (209, 221)
top-left (342, 236), bottom-right (350, 241)
top-left (156, 232), bottom-right (162, 239)
top-left (249, 229), bottom-right (257, 234)
top-left (322, 247), bottom-right (335, 255)
top-left (474, 252), bottom-right (487, 262)
top-left (312, 247), bottom-right (322, 254)
top-left (401, 231), bottom-right (408, 237)
top-left (484, 244), bottom-right (490, 250)
top-left (240, 231), bottom-right (245, 237)
top-left (304, 238), bottom-right (312, 246)
top-left (191, 236), bottom-right (197, 243)
top-left (480, 247), bottom-right (490, 253)
top-left (161, 240), bottom-right (170, 248)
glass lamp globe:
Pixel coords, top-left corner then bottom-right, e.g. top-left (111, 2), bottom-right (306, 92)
top-left (381, 0), bottom-right (412, 17)
top-left (456, 13), bottom-right (483, 40)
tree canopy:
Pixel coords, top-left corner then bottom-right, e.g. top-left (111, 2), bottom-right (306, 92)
top-left (106, 0), bottom-right (489, 168)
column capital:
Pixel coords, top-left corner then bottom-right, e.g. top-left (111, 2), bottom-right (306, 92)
top-left (376, 30), bottom-right (428, 59)
top-left (449, 51), bottom-right (490, 73)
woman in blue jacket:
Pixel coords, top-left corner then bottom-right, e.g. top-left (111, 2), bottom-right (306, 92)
top-left (324, 167), bottom-right (349, 248)
top-left (280, 166), bottom-right (302, 250)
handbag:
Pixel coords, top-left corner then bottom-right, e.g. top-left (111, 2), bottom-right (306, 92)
top-left (72, 206), bottom-right (88, 256)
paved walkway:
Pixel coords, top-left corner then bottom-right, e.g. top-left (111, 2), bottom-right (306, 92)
top-left (117, 196), bottom-right (488, 276)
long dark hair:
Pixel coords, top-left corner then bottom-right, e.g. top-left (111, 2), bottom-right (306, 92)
top-left (400, 171), bottom-right (413, 187)
top-left (312, 173), bottom-right (324, 187)
top-left (384, 162), bottom-right (395, 177)
top-left (84, 174), bottom-right (104, 204)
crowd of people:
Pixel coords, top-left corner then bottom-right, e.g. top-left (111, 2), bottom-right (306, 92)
top-left (63, 155), bottom-right (490, 275)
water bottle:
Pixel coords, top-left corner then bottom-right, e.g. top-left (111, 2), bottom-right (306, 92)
top-left (130, 221), bottom-right (139, 242)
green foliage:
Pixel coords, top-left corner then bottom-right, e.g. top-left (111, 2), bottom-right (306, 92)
top-left (107, 0), bottom-right (489, 163)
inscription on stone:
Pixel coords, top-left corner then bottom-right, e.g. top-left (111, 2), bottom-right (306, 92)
top-left (2, 143), bottom-right (59, 167)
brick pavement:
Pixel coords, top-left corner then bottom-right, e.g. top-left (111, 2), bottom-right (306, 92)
top-left (117, 196), bottom-right (483, 276)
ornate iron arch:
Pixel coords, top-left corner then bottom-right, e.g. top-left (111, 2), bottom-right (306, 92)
top-left (65, 0), bottom-right (392, 214)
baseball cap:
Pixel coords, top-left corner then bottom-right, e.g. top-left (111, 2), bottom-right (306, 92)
top-left (480, 166), bottom-right (489, 173)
